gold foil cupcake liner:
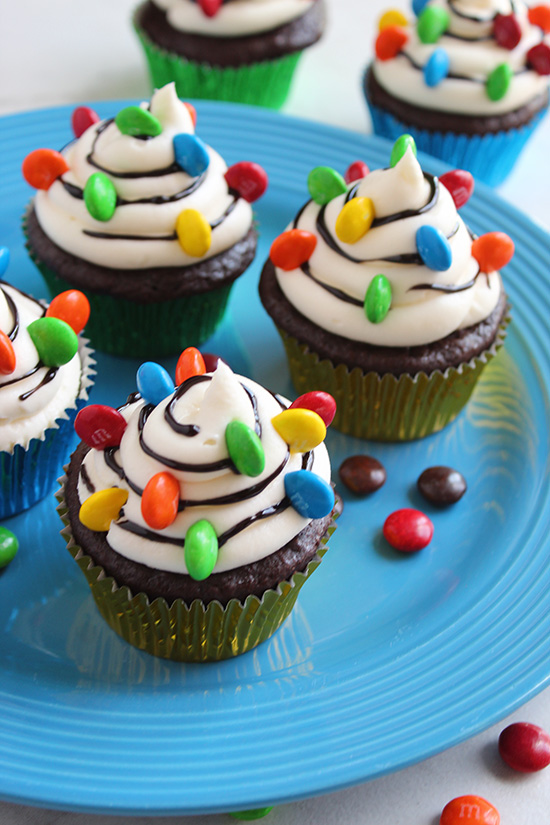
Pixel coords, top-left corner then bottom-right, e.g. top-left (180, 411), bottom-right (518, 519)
top-left (277, 316), bottom-right (509, 441)
top-left (56, 478), bottom-right (335, 662)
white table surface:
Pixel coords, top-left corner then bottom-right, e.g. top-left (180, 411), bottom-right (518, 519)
top-left (1, 2), bottom-right (549, 823)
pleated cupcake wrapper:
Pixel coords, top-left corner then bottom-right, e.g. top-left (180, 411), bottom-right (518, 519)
top-left (56, 477), bottom-right (335, 662)
top-left (364, 87), bottom-right (548, 187)
top-left (276, 317), bottom-right (509, 441)
top-left (23, 218), bottom-right (233, 358)
top-left (0, 340), bottom-right (95, 519)
top-left (134, 15), bottom-right (302, 109)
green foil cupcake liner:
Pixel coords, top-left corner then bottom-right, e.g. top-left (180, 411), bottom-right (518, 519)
top-left (135, 17), bottom-right (303, 109)
top-left (276, 318), bottom-right (509, 442)
top-left (56, 479), bottom-right (335, 662)
top-left (0, 340), bottom-right (95, 519)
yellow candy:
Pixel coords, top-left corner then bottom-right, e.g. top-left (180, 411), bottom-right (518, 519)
top-left (79, 488), bottom-right (129, 532)
top-left (271, 408), bottom-right (326, 453)
top-left (335, 197), bottom-right (375, 244)
top-left (176, 209), bottom-right (212, 257)
top-left (379, 9), bottom-right (409, 30)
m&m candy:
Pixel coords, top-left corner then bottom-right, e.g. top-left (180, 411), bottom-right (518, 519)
top-left (27, 317), bottom-right (78, 367)
top-left (0, 331), bottom-right (16, 376)
top-left (365, 274), bottom-right (392, 323)
top-left (271, 408), bottom-right (326, 453)
top-left (439, 169), bottom-right (474, 209)
top-left (176, 209), bottom-right (212, 257)
top-left (225, 421), bottom-right (265, 478)
top-left (115, 106), bottom-right (162, 137)
top-left (225, 162), bottom-right (268, 203)
top-left (175, 347), bottom-right (206, 386)
top-left (71, 106), bottom-right (100, 138)
top-left (335, 197), bottom-right (375, 244)
top-left (137, 362), bottom-right (175, 406)
top-left (46, 290), bottom-right (90, 334)
top-left (379, 9), bottom-right (408, 31)
top-left (173, 133), bottom-right (210, 177)
top-left (84, 173), bottom-right (117, 222)
top-left (440, 795), bottom-right (499, 825)
top-left (375, 25), bottom-right (409, 60)
top-left (199, 0), bottom-right (223, 16)
top-left (22, 148), bottom-right (69, 190)
top-left (185, 520), bottom-right (218, 581)
top-left (75, 405), bottom-right (127, 450)
top-left (416, 225), bottom-right (452, 271)
top-left (270, 230), bottom-right (316, 271)
top-left (284, 471), bottom-right (334, 519)
top-left (0, 527), bottom-right (19, 569)
top-left (390, 134), bottom-right (416, 167)
top-left (498, 722), bottom-right (550, 772)
top-left (424, 48), bottom-right (450, 87)
top-left (79, 488), bottom-right (129, 532)
top-left (290, 391), bottom-right (336, 427)
top-left (417, 5), bottom-right (450, 43)
top-left (0, 246), bottom-right (11, 277)
top-left (493, 13), bottom-right (521, 50)
top-left (471, 232), bottom-right (514, 272)
top-left (486, 63), bottom-right (513, 101)
top-left (142, 472), bottom-right (180, 530)
top-left (383, 508), bottom-right (434, 552)
top-left (344, 160), bottom-right (369, 184)
top-left (307, 166), bottom-right (347, 205)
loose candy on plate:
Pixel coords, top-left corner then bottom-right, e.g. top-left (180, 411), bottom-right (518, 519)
top-left (383, 508), bottom-right (434, 552)
top-left (75, 405), bottom-right (127, 450)
top-left (290, 391), bottom-right (336, 427)
top-left (339, 455), bottom-right (386, 495)
top-left (365, 274), bottom-right (392, 323)
top-left (390, 134), bottom-right (416, 167)
top-left (71, 106), bottom-right (100, 138)
top-left (417, 466), bottom-right (467, 505)
top-left (27, 317), bottom-right (78, 367)
top-left (22, 148), bottom-right (69, 190)
top-left (115, 106), bottom-right (162, 137)
top-left (137, 362), bottom-right (175, 406)
top-left (79, 488), bottom-right (129, 532)
top-left (84, 172), bottom-right (117, 222)
top-left (416, 225), bottom-right (452, 271)
top-left (176, 208), bottom-right (212, 257)
top-left (335, 197), bottom-right (375, 244)
top-left (175, 346), bottom-right (206, 386)
top-left (270, 229), bottom-right (317, 271)
top-left (184, 520), bottom-right (218, 581)
top-left (284, 470), bottom-right (334, 519)
top-left (439, 795), bottom-right (500, 825)
top-left (142, 472), bottom-right (180, 530)
top-left (224, 162), bottom-right (268, 203)
top-left (271, 408), bottom-right (326, 453)
top-left (0, 527), bottom-right (19, 569)
top-left (173, 133), bottom-right (210, 177)
top-left (439, 169), bottom-right (474, 209)
top-left (471, 232), bottom-right (514, 272)
top-left (225, 421), bottom-right (265, 477)
top-left (46, 290), bottom-right (90, 334)
top-left (344, 160), bottom-right (369, 184)
top-left (0, 330), bottom-right (16, 376)
top-left (229, 808), bottom-right (274, 821)
top-left (498, 722), bottom-right (550, 772)
top-left (307, 166), bottom-right (347, 205)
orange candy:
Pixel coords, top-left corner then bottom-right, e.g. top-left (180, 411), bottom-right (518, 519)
top-left (375, 25), bottom-right (409, 60)
top-left (0, 330), bottom-right (16, 375)
top-left (176, 346), bottom-right (206, 386)
top-left (528, 4), bottom-right (550, 32)
top-left (440, 795), bottom-right (499, 825)
top-left (184, 102), bottom-right (197, 128)
top-left (22, 148), bottom-right (69, 190)
top-left (141, 472), bottom-right (180, 530)
top-left (471, 232), bottom-right (514, 273)
top-left (45, 290), bottom-right (90, 334)
top-left (270, 230), bottom-right (317, 272)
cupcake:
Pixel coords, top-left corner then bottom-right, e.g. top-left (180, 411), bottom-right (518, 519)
top-left (134, 0), bottom-right (326, 109)
top-left (57, 350), bottom-right (337, 661)
top-left (364, 0), bottom-right (550, 186)
top-left (0, 248), bottom-right (94, 519)
top-left (23, 83), bottom-right (267, 358)
top-left (259, 135), bottom-right (513, 441)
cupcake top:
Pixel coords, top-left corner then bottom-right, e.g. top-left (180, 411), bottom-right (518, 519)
top-left (372, 0), bottom-right (550, 115)
top-left (74, 350), bottom-right (334, 580)
top-left (23, 83), bottom-right (267, 270)
top-left (268, 135), bottom-right (514, 348)
top-left (0, 248), bottom-right (91, 451)
top-left (151, 0), bottom-right (317, 37)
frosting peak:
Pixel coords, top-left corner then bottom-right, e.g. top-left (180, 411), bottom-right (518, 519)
top-left (356, 148), bottom-right (429, 217)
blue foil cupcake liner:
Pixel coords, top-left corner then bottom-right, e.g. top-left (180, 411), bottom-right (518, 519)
top-left (364, 93), bottom-right (548, 187)
top-left (0, 340), bottom-right (95, 520)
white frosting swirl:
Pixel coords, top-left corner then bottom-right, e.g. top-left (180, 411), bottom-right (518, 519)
top-left (152, 0), bottom-right (315, 37)
top-left (275, 149), bottom-right (502, 347)
top-left (373, 0), bottom-right (550, 115)
top-left (34, 84), bottom-right (253, 269)
top-left (77, 363), bottom-right (331, 575)
top-left (0, 283), bottom-right (85, 452)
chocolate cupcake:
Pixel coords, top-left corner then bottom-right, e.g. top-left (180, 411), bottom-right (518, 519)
top-left (57, 352), bottom-right (337, 661)
top-left (259, 135), bottom-right (512, 440)
top-left (23, 83), bottom-right (267, 357)
top-left (364, 0), bottom-right (550, 186)
top-left (134, 0), bottom-right (326, 108)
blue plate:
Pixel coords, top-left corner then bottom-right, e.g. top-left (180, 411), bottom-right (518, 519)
top-left (1, 102), bottom-right (549, 816)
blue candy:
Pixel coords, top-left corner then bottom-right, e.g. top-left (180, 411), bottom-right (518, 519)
top-left (0, 247), bottom-right (10, 278)
top-left (173, 134), bottom-right (210, 178)
top-left (424, 48), bottom-right (450, 87)
top-left (137, 362), bottom-right (175, 406)
top-left (412, 0), bottom-right (430, 15)
top-left (416, 225), bottom-right (453, 271)
top-left (284, 471), bottom-right (334, 519)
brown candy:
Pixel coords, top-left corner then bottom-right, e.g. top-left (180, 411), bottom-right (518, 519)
top-left (339, 455), bottom-right (386, 495)
top-left (417, 466), bottom-right (467, 505)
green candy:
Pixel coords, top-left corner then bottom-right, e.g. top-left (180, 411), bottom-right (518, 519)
top-left (84, 172), bottom-right (117, 222)
top-left (27, 317), bottom-right (79, 367)
top-left (0, 527), bottom-right (18, 569)
top-left (184, 520), bottom-right (218, 581)
top-left (307, 166), bottom-right (347, 205)
top-left (115, 105), bottom-right (162, 137)
top-left (486, 63), bottom-right (513, 101)
top-left (229, 809), bottom-right (274, 821)
top-left (390, 134), bottom-right (417, 168)
top-left (417, 6), bottom-right (450, 43)
top-left (365, 274), bottom-right (392, 323)
top-left (225, 421), bottom-right (265, 478)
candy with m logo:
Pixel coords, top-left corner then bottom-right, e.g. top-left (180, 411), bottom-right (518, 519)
top-left (440, 795), bottom-right (499, 824)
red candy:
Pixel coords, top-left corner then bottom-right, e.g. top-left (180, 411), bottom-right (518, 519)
top-left (45, 290), bottom-right (90, 334)
top-left (471, 232), bottom-right (514, 272)
top-left (344, 160), bottom-right (370, 184)
top-left (528, 4), bottom-right (550, 33)
top-left (75, 405), bottom-right (127, 450)
top-left (0, 330), bottom-right (16, 375)
top-left (440, 796), bottom-right (499, 825)
top-left (290, 391), bottom-right (336, 427)
top-left (375, 26), bottom-right (409, 61)
top-left (527, 42), bottom-right (550, 75)
top-left (141, 471), bottom-right (180, 530)
top-left (270, 230), bottom-right (317, 271)
top-left (493, 13), bottom-right (521, 50)
top-left (71, 106), bottom-right (100, 138)
top-left (198, 0), bottom-right (223, 16)
top-left (383, 508), bottom-right (433, 552)
top-left (184, 102), bottom-right (197, 128)
top-left (22, 148), bottom-right (69, 190)
top-left (498, 722), bottom-right (550, 772)
top-left (439, 169), bottom-right (474, 208)
top-left (224, 162), bottom-right (268, 203)
top-left (175, 346), bottom-right (206, 386)
top-left (202, 352), bottom-right (222, 372)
